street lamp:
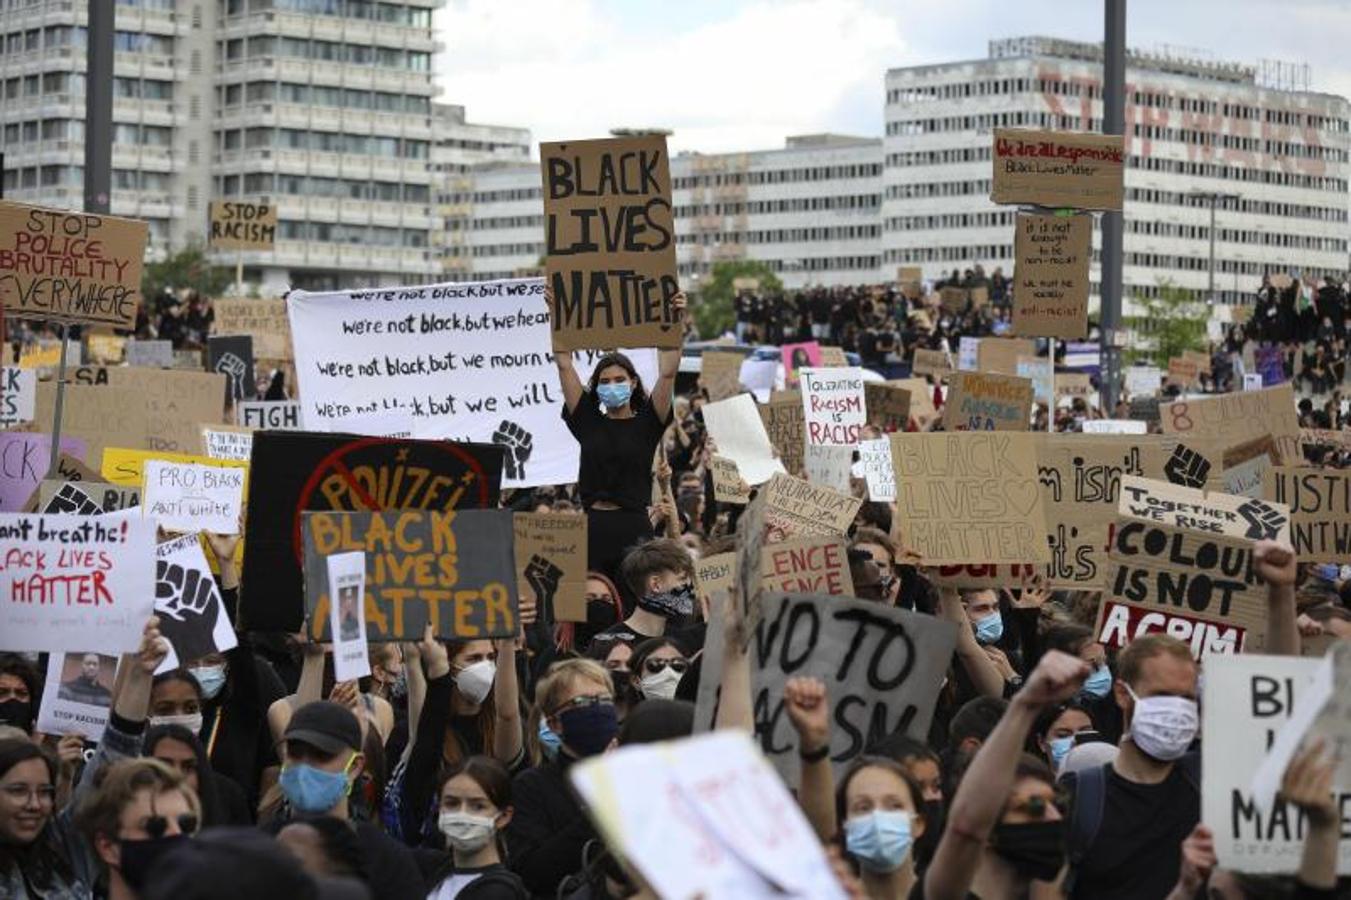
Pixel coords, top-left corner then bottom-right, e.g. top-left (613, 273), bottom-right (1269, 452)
top-left (1190, 190), bottom-right (1240, 305)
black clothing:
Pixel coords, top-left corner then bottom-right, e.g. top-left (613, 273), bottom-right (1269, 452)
top-left (563, 397), bottom-right (669, 512)
top-left (416, 853), bottom-right (529, 900)
top-left (506, 755), bottom-right (597, 899)
top-left (58, 676), bottom-right (112, 706)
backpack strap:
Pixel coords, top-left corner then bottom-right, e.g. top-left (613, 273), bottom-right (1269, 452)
top-left (1064, 762), bottom-right (1110, 895)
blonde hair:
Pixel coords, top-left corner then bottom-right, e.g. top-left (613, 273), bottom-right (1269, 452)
top-left (75, 757), bottom-right (201, 843)
top-left (536, 658), bottom-right (612, 718)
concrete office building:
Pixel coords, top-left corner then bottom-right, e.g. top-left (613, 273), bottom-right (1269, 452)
top-left (456, 133), bottom-right (884, 289)
top-left (0, 0), bottom-right (455, 293)
top-left (884, 36), bottom-right (1351, 311)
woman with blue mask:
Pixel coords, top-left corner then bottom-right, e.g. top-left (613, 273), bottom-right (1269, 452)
top-left (1039, 624), bottom-right (1123, 745)
top-left (1032, 703), bottom-right (1095, 775)
top-left (552, 292), bottom-right (687, 594)
top-left (837, 758), bottom-right (928, 898)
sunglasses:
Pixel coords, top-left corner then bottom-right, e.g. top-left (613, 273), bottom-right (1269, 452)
top-left (141, 813), bottom-right (200, 839)
top-left (550, 694), bottom-right (614, 717)
top-left (642, 658), bottom-right (689, 675)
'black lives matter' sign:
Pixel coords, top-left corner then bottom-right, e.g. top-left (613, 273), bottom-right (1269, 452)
top-left (540, 135), bottom-right (681, 351)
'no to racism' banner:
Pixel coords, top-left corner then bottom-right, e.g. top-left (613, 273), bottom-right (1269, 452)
top-left (539, 135), bottom-right (681, 351)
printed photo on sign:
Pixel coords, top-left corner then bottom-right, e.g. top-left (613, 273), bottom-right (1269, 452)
top-left (37, 652), bottom-right (117, 742)
top-left (326, 550), bottom-right (370, 682)
top-left (154, 533), bottom-right (238, 672)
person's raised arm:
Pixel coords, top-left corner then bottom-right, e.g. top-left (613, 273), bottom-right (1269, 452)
top-left (491, 635), bottom-right (523, 765)
top-left (1255, 540), bottom-right (1299, 656)
top-left (267, 641), bottom-right (325, 744)
top-left (923, 651), bottom-right (1088, 900)
top-left (784, 676), bottom-right (836, 842)
top-left (400, 640), bottom-right (427, 762)
top-left (1283, 739), bottom-right (1339, 894)
top-left (205, 529), bottom-right (241, 592)
top-left (714, 587), bottom-right (752, 732)
top-left (649, 292), bottom-right (687, 423)
top-left (112, 615), bottom-right (171, 724)
top-left (937, 586), bottom-right (1004, 698)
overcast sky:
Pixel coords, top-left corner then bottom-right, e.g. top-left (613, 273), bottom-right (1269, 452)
top-left (433, 0), bottom-right (1351, 156)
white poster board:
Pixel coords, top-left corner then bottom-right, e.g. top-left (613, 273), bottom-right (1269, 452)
top-left (142, 461), bottom-right (245, 534)
top-left (700, 394), bottom-right (786, 486)
top-left (153, 533), bottom-right (239, 671)
top-left (799, 367), bottom-right (866, 446)
top-left (958, 337), bottom-right (980, 371)
top-left (0, 367), bottom-right (36, 426)
top-left (202, 428), bottom-right (253, 462)
top-left (857, 438), bottom-right (895, 502)
top-left (1125, 366), bottom-right (1162, 396)
top-left (327, 551), bottom-right (370, 683)
top-left (1082, 419), bottom-right (1147, 435)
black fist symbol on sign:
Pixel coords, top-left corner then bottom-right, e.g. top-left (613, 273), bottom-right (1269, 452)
top-left (525, 554), bottom-right (562, 609)
top-left (1237, 500), bottom-right (1286, 541)
top-left (492, 420), bottom-right (533, 480)
top-left (1164, 444), bottom-right (1211, 488)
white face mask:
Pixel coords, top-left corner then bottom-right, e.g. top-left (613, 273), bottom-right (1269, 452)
top-left (149, 712), bottom-right (204, 735)
top-left (1124, 684), bottom-right (1198, 761)
top-left (454, 660), bottom-right (497, 706)
top-left (438, 811), bottom-right (496, 853)
top-left (638, 665), bottom-right (683, 701)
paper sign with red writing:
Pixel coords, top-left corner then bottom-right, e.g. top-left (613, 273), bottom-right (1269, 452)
top-left (927, 564), bottom-right (1039, 589)
top-left (990, 129), bottom-right (1125, 211)
top-left (0, 513), bottom-right (156, 653)
top-left (760, 536), bottom-right (853, 596)
top-left (0, 200), bottom-right (148, 330)
top-left (799, 367), bottom-right (865, 446)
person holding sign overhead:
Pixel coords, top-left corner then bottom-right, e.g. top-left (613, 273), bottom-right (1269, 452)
top-left (553, 291), bottom-right (687, 589)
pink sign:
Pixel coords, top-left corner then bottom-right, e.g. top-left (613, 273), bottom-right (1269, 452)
top-left (780, 342), bottom-right (821, 389)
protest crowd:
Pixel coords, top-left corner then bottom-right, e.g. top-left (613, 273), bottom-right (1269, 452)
top-left (1, 131), bottom-right (1350, 900)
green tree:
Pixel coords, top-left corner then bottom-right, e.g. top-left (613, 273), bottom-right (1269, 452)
top-left (1123, 279), bottom-right (1209, 366)
top-left (141, 241), bottom-right (233, 305)
top-left (691, 260), bottom-right (783, 340)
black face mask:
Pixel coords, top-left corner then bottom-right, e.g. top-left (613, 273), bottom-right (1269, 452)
top-left (989, 819), bottom-right (1066, 882)
top-left (118, 834), bottom-right (190, 890)
top-left (0, 698), bottom-right (33, 733)
top-left (914, 799), bottom-right (944, 866)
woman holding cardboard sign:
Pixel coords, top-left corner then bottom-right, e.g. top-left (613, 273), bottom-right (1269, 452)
top-left (554, 292), bottom-right (686, 594)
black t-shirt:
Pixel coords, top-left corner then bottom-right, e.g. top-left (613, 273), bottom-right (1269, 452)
top-left (1063, 758), bottom-right (1200, 900)
top-left (354, 820), bottom-right (427, 900)
top-left (563, 396), bottom-right (669, 511)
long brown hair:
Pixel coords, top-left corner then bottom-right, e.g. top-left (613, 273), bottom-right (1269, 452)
top-left (440, 640), bottom-right (497, 768)
top-left (586, 352), bottom-right (648, 411)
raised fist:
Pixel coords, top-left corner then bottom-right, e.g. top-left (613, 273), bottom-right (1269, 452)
top-left (525, 554), bottom-right (562, 610)
top-left (1164, 444), bottom-right (1211, 488)
top-left (1238, 500), bottom-right (1286, 541)
top-left (492, 420), bottom-right (533, 480)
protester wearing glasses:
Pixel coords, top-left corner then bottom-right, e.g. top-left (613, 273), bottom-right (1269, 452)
top-left (626, 638), bottom-right (689, 704)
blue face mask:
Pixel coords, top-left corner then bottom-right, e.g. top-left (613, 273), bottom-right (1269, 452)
top-left (537, 719), bottom-right (562, 760)
top-left (845, 810), bottom-right (913, 873)
top-left (1048, 735), bottom-right (1074, 771)
top-left (1081, 664), bottom-right (1113, 699)
top-left (596, 382), bottom-right (632, 409)
top-left (973, 610), bottom-right (1003, 644)
top-left (188, 664), bottom-right (227, 701)
top-left (279, 761), bottom-right (352, 814)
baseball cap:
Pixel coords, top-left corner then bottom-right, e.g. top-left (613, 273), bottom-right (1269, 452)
top-left (283, 701), bottom-right (361, 756)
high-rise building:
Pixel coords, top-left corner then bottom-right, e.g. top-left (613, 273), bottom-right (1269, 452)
top-left (884, 37), bottom-right (1351, 309)
top-left (458, 134), bottom-right (884, 289)
top-left (0, 0), bottom-right (454, 294)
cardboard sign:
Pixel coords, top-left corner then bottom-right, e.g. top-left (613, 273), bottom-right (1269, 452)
top-left (0, 513), bottom-right (156, 653)
top-left (760, 536), bottom-right (853, 596)
top-left (1125, 366), bottom-right (1162, 397)
top-left (800, 367), bottom-right (865, 446)
top-left (693, 551), bottom-right (735, 618)
top-left (891, 433), bottom-right (1050, 565)
top-left (731, 276), bottom-right (761, 292)
top-left (1264, 467), bottom-right (1351, 562)
top-left (710, 456), bottom-right (750, 505)
top-left (1219, 436), bottom-right (1273, 500)
top-left (201, 426), bottom-right (253, 462)
top-left (927, 563), bottom-right (1039, 589)
top-left (1202, 653), bottom-right (1351, 875)
top-left (1055, 373), bottom-right (1094, 399)
top-left (758, 393), bottom-right (805, 478)
top-left (897, 265), bottom-right (922, 286)
top-left (942, 371), bottom-right (1034, 432)
top-left (1162, 384), bottom-right (1300, 467)
top-left (1015, 356), bottom-right (1053, 405)
top-left (569, 731), bottom-right (848, 900)
top-left (892, 378), bottom-right (937, 424)
top-left (240, 431), bottom-right (503, 632)
top-left (37, 652), bottom-right (118, 741)
top-left (760, 472), bottom-right (861, 541)
top-left (213, 298), bottom-right (292, 361)
top-left (700, 350), bottom-right (744, 402)
top-left (970, 285), bottom-right (989, 307)
top-left (802, 444), bottom-right (852, 494)
top-left (302, 510), bottom-right (518, 641)
top-left (702, 394), bottom-right (785, 486)
top-left (142, 460), bottom-right (245, 534)
top-left (1301, 428), bottom-right (1351, 454)
top-left (990, 128), bottom-right (1125, 210)
top-left (237, 400), bottom-right (303, 431)
top-left (540, 135), bottom-right (680, 351)
top-left (1168, 356), bottom-right (1199, 384)
top-left (154, 533), bottom-right (238, 669)
top-left (0, 200), bottom-right (148, 330)
top-left (1012, 212), bottom-right (1091, 338)
top-left (694, 592), bottom-right (957, 785)
top-left (126, 340), bottom-right (174, 368)
top-left (1184, 349), bottom-right (1213, 374)
top-left (207, 199), bottom-right (277, 252)
top-left (781, 341), bottom-right (821, 389)
top-left (39, 480), bottom-right (140, 514)
top-left (911, 348), bottom-right (952, 379)
top-left (287, 278), bottom-right (655, 489)
top-left (938, 286), bottom-right (968, 313)
top-left (857, 438), bottom-right (895, 502)
top-left (864, 383), bottom-right (910, 432)
top-left (106, 368), bottom-right (226, 456)
top-left (512, 511), bottom-right (587, 622)
top-left (1098, 476), bottom-right (1291, 657)
top-left (817, 346), bottom-right (848, 368)
top-left (0, 368), bottom-right (36, 426)
top-left (33, 383), bottom-right (146, 470)
top-left (208, 335), bottom-right (255, 404)
top-left (0, 432), bottom-right (87, 511)
top-left (977, 337), bottom-right (1036, 376)
top-left (325, 550), bottom-right (370, 682)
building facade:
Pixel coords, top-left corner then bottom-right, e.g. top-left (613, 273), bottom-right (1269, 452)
top-left (884, 36), bottom-right (1351, 311)
top-left (1, 0), bottom-right (458, 294)
top-left (456, 133), bottom-right (884, 290)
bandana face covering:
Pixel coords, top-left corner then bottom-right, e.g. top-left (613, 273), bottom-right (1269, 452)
top-left (637, 583), bottom-right (695, 619)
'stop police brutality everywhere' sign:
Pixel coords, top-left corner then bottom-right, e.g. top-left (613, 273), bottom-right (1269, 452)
top-left (287, 278), bottom-right (657, 488)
